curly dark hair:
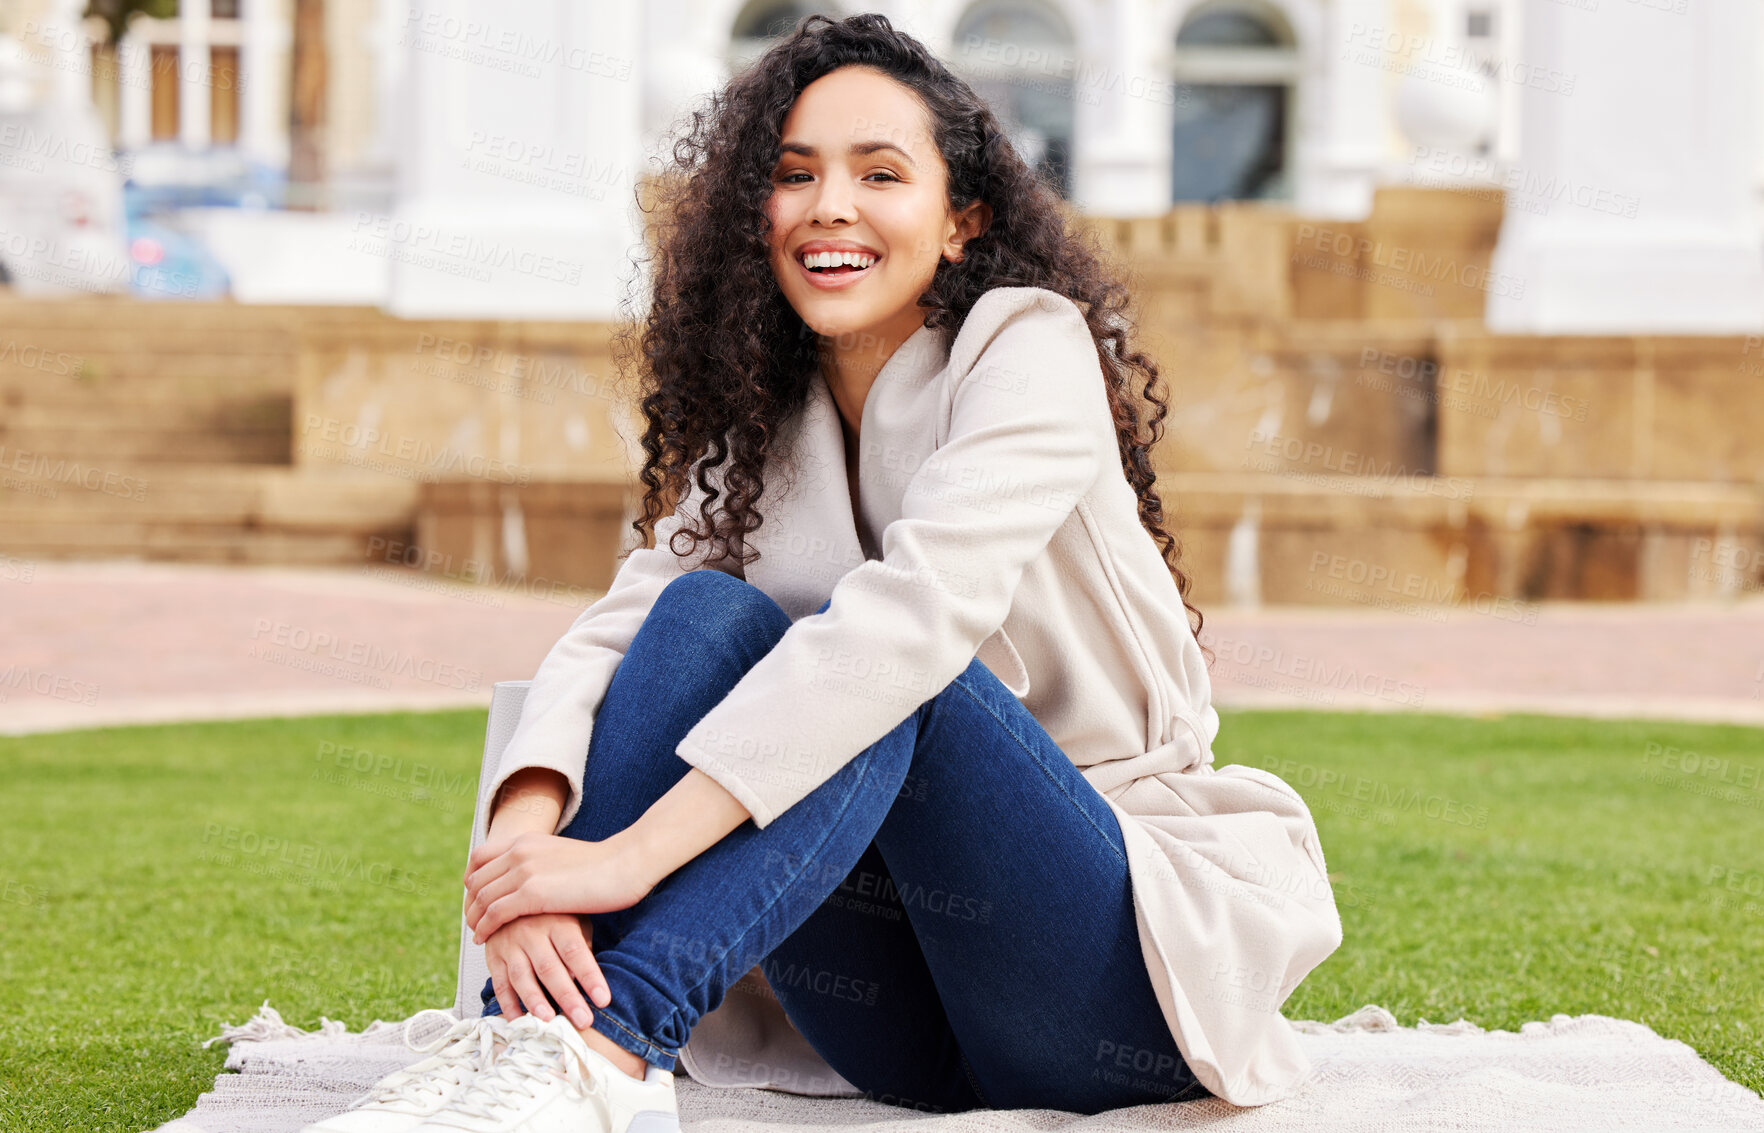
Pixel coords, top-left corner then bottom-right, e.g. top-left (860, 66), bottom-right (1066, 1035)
top-left (613, 10), bottom-right (1205, 643)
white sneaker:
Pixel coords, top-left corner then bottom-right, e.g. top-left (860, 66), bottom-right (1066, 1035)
top-left (300, 1009), bottom-right (507, 1132)
top-left (415, 1012), bottom-right (680, 1133)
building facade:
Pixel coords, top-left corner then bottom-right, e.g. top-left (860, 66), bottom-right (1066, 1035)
top-left (3, 0), bottom-right (1760, 329)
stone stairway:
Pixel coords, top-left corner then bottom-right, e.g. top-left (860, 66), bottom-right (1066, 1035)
top-left (4, 188), bottom-right (1761, 604)
top-left (0, 297), bottom-right (415, 564)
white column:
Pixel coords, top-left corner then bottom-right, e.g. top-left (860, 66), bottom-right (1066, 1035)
top-left (117, 32), bottom-right (150, 149)
top-left (1071, 0), bottom-right (1168, 215)
top-left (367, 0), bottom-right (409, 167)
top-left (239, 0), bottom-right (288, 167)
top-left (386, 0), bottom-right (644, 319)
top-left (179, 0), bottom-right (211, 148)
top-left (1485, 0), bottom-right (1764, 333)
top-left (1296, 0), bottom-right (1386, 219)
top-left (34, 0), bottom-right (90, 107)
top-left (637, 0), bottom-right (724, 146)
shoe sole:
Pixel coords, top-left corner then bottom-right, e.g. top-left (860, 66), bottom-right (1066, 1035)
top-left (625, 1111), bottom-right (681, 1133)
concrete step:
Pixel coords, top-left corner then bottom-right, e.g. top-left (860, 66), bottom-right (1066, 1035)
top-left (1163, 472), bottom-right (1764, 606)
top-left (398, 473), bottom-right (1762, 606)
top-left (0, 429), bottom-right (288, 465)
top-left (0, 357), bottom-right (295, 387)
top-left (0, 466), bottom-right (419, 566)
top-left (0, 525), bottom-right (398, 565)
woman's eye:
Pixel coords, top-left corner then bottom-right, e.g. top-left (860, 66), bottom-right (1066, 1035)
top-left (774, 171), bottom-right (898, 184)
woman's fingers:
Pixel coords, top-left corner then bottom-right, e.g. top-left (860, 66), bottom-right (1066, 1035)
top-left (464, 836), bottom-right (513, 884)
top-left (463, 850), bottom-right (515, 912)
top-left (489, 953), bottom-right (524, 1021)
top-left (503, 948), bottom-right (554, 1023)
top-left (530, 937), bottom-right (596, 1030)
top-left (552, 919), bottom-right (612, 1011)
top-left (475, 889), bottom-right (533, 943)
top-left (466, 865), bottom-right (526, 936)
top-left (470, 872), bottom-right (536, 942)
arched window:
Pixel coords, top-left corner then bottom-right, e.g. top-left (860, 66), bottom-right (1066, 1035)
top-left (950, 2), bottom-right (1076, 199)
top-left (1167, 2), bottom-right (1298, 203)
top-left (729, 1), bottom-right (830, 75)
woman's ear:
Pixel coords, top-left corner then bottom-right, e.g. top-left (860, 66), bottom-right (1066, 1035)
top-left (946, 200), bottom-right (991, 263)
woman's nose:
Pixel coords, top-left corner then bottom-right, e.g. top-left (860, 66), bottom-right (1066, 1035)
top-left (809, 176), bottom-right (856, 226)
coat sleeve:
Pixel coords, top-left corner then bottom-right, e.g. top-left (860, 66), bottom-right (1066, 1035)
top-left (674, 288), bottom-right (1109, 828)
top-left (474, 468), bottom-right (741, 848)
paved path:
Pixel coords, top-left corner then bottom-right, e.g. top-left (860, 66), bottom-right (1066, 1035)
top-left (2, 560), bottom-right (1762, 735)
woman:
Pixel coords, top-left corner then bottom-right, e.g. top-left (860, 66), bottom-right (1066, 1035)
top-left (305, 13), bottom-right (1341, 1133)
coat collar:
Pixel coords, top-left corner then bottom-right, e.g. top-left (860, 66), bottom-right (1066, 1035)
top-left (749, 319), bottom-right (951, 617)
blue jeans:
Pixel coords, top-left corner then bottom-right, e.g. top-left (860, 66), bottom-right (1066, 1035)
top-left (480, 569), bottom-right (1209, 1114)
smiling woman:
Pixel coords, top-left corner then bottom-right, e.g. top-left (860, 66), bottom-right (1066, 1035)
top-left (293, 13), bottom-right (1338, 1133)
top-left (763, 65), bottom-right (991, 447)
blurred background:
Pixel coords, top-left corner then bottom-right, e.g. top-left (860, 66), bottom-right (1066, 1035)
top-left (1, 0), bottom-right (1762, 727)
top-left (6, 8), bottom-right (1764, 1127)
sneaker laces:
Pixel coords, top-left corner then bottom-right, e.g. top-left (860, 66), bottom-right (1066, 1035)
top-left (356, 1009), bottom-right (504, 1112)
top-left (443, 1016), bottom-right (606, 1122)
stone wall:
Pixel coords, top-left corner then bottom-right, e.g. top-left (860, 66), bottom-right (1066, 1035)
top-left (4, 187), bottom-right (1760, 604)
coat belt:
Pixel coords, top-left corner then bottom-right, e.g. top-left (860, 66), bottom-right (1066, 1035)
top-left (1087, 708), bottom-right (1215, 802)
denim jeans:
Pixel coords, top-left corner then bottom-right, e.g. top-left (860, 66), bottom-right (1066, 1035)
top-left (480, 569), bottom-right (1209, 1114)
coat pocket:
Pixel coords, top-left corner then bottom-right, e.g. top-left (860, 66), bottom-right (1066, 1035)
top-left (976, 625), bottom-right (1032, 698)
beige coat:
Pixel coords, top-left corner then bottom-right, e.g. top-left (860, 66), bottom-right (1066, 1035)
top-left (480, 286), bottom-right (1343, 1107)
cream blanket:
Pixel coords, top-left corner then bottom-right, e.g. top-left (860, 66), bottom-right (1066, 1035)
top-left (149, 1001), bottom-right (1764, 1132)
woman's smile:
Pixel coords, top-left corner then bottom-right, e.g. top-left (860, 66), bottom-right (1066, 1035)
top-left (791, 250), bottom-right (880, 290)
top-left (763, 64), bottom-right (986, 357)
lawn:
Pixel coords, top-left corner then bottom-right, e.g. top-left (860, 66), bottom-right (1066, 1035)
top-left (0, 709), bottom-right (1760, 1131)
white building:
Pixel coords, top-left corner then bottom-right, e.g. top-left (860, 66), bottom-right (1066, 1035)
top-left (4, 0), bottom-right (1761, 331)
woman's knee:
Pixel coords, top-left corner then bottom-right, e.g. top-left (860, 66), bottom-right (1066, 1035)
top-left (649, 569), bottom-right (790, 645)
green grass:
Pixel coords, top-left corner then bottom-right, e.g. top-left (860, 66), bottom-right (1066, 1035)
top-left (0, 709), bottom-right (1760, 1130)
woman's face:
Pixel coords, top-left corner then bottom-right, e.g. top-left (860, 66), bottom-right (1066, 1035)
top-left (764, 65), bottom-right (988, 354)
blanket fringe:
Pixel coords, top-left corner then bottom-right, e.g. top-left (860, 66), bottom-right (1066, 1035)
top-left (1291, 1004), bottom-right (1504, 1036)
top-left (201, 1000), bottom-right (1586, 1053)
top-left (202, 1000), bottom-right (433, 1049)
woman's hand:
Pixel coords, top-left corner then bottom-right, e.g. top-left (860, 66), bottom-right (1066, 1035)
top-left (485, 912), bottom-right (606, 1031)
top-left (464, 831), bottom-right (654, 943)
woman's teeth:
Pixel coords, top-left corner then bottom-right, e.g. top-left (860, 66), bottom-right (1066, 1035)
top-left (803, 250), bottom-right (878, 272)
